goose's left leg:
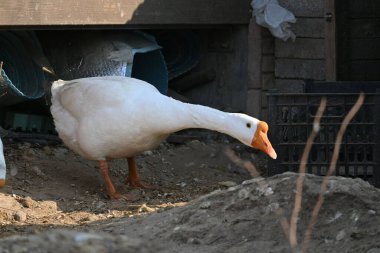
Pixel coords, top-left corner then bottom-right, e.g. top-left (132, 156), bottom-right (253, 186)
top-left (125, 157), bottom-right (153, 189)
top-left (99, 160), bottom-right (138, 200)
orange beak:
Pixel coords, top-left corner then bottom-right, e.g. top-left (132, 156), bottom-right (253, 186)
top-left (251, 121), bottom-right (277, 159)
top-left (0, 179), bottom-right (4, 188)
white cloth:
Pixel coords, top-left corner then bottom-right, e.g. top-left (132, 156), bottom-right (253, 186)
top-left (251, 0), bottom-right (296, 41)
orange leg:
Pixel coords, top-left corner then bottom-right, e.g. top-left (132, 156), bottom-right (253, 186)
top-left (125, 157), bottom-right (154, 189)
top-left (99, 160), bottom-right (137, 200)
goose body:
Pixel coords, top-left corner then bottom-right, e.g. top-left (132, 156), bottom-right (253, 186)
top-left (51, 76), bottom-right (276, 200)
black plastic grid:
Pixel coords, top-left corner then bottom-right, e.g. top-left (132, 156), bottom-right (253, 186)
top-left (268, 93), bottom-right (380, 187)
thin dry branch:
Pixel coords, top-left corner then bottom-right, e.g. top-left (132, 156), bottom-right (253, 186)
top-left (224, 148), bottom-right (291, 243)
top-left (224, 148), bottom-right (260, 178)
top-left (301, 93), bottom-right (365, 253)
top-left (289, 98), bottom-right (327, 248)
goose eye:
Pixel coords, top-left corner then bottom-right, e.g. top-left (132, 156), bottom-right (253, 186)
top-left (246, 123), bottom-right (251, 128)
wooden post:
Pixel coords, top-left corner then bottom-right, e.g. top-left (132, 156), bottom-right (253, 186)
top-left (325, 0), bottom-right (337, 81)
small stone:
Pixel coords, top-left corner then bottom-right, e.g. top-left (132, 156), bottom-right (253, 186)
top-left (199, 201), bottom-right (211, 209)
top-left (218, 181), bottom-right (237, 188)
top-left (265, 202), bottom-right (280, 214)
top-left (96, 201), bottom-right (106, 209)
top-left (31, 166), bottom-right (48, 180)
top-left (238, 188), bottom-right (251, 199)
top-left (336, 230), bottom-right (346, 241)
top-left (142, 150), bottom-right (153, 156)
top-left (187, 238), bottom-right (201, 244)
top-left (367, 248), bottom-right (380, 253)
top-left (9, 164), bottom-right (18, 177)
top-left (368, 210), bottom-right (376, 215)
top-left (20, 196), bottom-right (35, 208)
top-left (43, 146), bottom-right (53, 155)
top-left (14, 210), bottom-right (27, 222)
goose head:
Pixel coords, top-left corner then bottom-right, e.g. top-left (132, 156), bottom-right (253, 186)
top-left (229, 113), bottom-right (277, 159)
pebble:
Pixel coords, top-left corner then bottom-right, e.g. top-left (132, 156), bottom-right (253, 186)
top-left (31, 166), bottom-right (48, 180)
top-left (20, 196), bottom-right (35, 208)
top-left (43, 146), bottom-right (53, 155)
top-left (9, 164), bottom-right (18, 177)
top-left (368, 210), bottom-right (376, 215)
top-left (187, 238), bottom-right (201, 244)
top-left (14, 210), bottom-right (27, 222)
top-left (218, 181), bottom-right (237, 187)
top-left (199, 201), bottom-right (211, 209)
top-left (142, 150), bottom-right (153, 156)
top-left (336, 230), bottom-right (346, 241)
top-left (367, 248), bottom-right (380, 253)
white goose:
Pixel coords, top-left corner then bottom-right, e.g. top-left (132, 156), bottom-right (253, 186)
top-left (51, 76), bottom-right (277, 200)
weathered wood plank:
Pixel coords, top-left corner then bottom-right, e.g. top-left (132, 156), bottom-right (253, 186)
top-left (325, 0), bottom-right (336, 81)
top-left (293, 18), bottom-right (325, 38)
top-left (275, 38), bottom-right (325, 59)
top-left (274, 79), bottom-right (305, 92)
top-left (275, 59), bottom-right (325, 80)
top-left (278, 0), bottom-right (324, 18)
top-left (0, 0), bottom-right (251, 26)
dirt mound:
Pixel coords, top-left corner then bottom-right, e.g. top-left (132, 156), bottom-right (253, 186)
top-left (2, 172), bottom-right (379, 253)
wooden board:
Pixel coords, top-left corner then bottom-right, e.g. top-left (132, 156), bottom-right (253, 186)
top-left (275, 38), bottom-right (325, 59)
top-left (325, 0), bottom-right (336, 81)
top-left (292, 18), bottom-right (325, 38)
top-left (0, 0), bottom-right (251, 26)
top-left (278, 0), bottom-right (324, 18)
top-left (275, 59), bottom-right (325, 80)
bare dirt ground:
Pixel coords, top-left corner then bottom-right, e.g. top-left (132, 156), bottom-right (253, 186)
top-left (0, 137), bottom-right (379, 253)
top-left (0, 137), bottom-right (260, 236)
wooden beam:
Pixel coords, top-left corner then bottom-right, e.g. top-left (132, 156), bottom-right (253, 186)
top-left (276, 38), bottom-right (325, 59)
top-left (325, 0), bottom-right (337, 81)
top-left (0, 0), bottom-right (251, 27)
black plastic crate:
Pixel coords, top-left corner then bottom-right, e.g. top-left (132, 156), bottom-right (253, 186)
top-left (267, 93), bottom-right (380, 187)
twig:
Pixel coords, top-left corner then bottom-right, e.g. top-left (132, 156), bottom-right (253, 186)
top-left (289, 98), bottom-right (327, 249)
top-left (301, 93), bottom-right (365, 253)
top-left (277, 208), bottom-right (291, 241)
top-left (225, 148), bottom-right (291, 245)
top-left (224, 148), bottom-right (260, 178)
